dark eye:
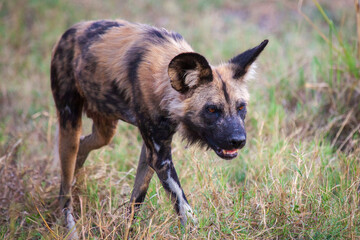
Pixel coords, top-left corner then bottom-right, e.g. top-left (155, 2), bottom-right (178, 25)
top-left (237, 103), bottom-right (246, 112)
top-left (208, 106), bottom-right (216, 113)
top-left (206, 105), bottom-right (220, 114)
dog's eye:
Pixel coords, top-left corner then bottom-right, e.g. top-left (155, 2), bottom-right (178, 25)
top-left (208, 107), bottom-right (216, 113)
top-left (207, 105), bottom-right (219, 114)
top-left (237, 104), bottom-right (246, 112)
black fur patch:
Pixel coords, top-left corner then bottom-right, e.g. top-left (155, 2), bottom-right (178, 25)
top-left (53, 29), bottom-right (77, 62)
top-left (98, 80), bottom-right (136, 123)
top-left (181, 112), bottom-right (208, 148)
top-left (61, 28), bottom-right (77, 41)
top-left (78, 20), bottom-right (123, 52)
top-left (216, 70), bottom-right (230, 104)
top-left (152, 116), bottom-right (177, 142)
top-left (145, 28), bottom-right (184, 44)
top-left (126, 45), bottom-right (148, 83)
top-left (59, 183), bottom-right (72, 209)
top-left (146, 28), bottom-right (167, 44)
top-left (134, 191), bottom-right (147, 207)
top-left (65, 48), bottom-right (75, 78)
top-left (58, 90), bottom-right (83, 129)
top-left (124, 45), bottom-right (149, 113)
top-left (170, 32), bottom-right (183, 42)
top-left (232, 68), bottom-right (246, 79)
top-left (229, 39), bottom-right (268, 79)
top-left (221, 81), bottom-right (230, 104)
top-left (104, 80), bottom-right (129, 106)
top-left (53, 45), bottom-right (64, 61)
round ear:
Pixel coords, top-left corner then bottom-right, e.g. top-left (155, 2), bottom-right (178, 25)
top-left (229, 39), bottom-right (269, 79)
top-left (168, 52), bottom-right (213, 94)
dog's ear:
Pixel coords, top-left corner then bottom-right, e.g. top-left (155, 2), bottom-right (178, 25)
top-left (168, 52), bottom-right (213, 94)
top-left (229, 39), bottom-right (268, 80)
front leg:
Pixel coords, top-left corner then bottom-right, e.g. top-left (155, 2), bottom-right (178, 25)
top-left (158, 159), bottom-right (197, 225)
top-left (150, 139), bottom-right (197, 226)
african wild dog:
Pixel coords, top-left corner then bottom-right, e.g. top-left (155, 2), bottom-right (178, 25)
top-left (51, 19), bottom-right (268, 233)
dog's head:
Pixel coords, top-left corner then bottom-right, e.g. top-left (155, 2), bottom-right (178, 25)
top-left (168, 40), bottom-right (268, 160)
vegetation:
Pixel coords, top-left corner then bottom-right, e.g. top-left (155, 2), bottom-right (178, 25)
top-left (0, 0), bottom-right (359, 239)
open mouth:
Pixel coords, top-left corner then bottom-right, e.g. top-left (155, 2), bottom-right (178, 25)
top-left (214, 147), bottom-right (239, 160)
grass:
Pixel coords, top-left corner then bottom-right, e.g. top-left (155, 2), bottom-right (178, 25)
top-left (0, 0), bottom-right (359, 239)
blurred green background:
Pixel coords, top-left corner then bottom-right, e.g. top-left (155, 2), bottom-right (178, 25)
top-left (0, 0), bottom-right (359, 239)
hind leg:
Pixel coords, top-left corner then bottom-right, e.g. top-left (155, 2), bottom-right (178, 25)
top-left (58, 119), bottom-right (82, 236)
top-left (56, 97), bottom-right (83, 238)
top-left (130, 143), bottom-right (155, 209)
top-left (75, 115), bottom-right (118, 171)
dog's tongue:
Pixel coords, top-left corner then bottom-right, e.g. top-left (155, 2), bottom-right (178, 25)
top-left (222, 149), bottom-right (238, 155)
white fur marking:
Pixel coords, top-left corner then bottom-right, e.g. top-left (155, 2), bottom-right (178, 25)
top-left (244, 63), bottom-right (257, 82)
top-left (65, 210), bottom-right (79, 239)
top-left (184, 70), bottom-right (199, 88)
top-left (161, 159), bottom-right (171, 166)
top-left (152, 138), bottom-right (161, 152)
top-left (165, 170), bottom-right (197, 224)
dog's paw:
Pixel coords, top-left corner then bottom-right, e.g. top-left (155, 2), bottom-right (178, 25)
top-left (64, 209), bottom-right (79, 239)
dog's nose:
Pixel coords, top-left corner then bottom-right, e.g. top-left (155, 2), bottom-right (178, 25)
top-left (230, 134), bottom-right (246, 149)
